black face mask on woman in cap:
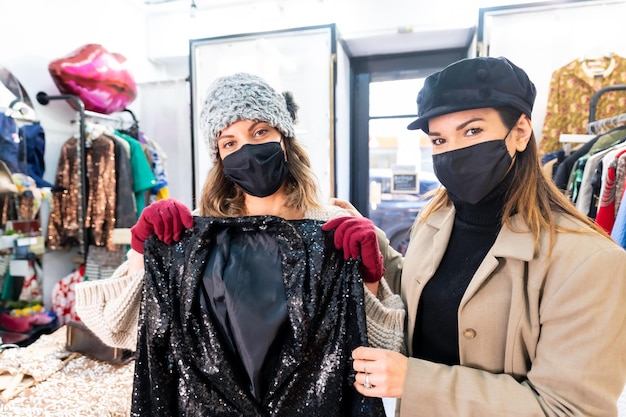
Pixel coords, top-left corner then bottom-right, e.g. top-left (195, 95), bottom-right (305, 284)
top-left (222, 141), bottom-right (289, 198)
top-left (432, 129), bottom-right (514, 205)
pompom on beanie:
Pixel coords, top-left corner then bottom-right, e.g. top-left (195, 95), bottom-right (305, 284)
top-left (200, 73), bottom-right (296, 158)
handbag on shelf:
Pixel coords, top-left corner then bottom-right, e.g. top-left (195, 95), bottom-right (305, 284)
top-left (65, 320), bottom-right (134, 365)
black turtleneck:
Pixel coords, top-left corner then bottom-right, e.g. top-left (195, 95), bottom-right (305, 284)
top-left (412, 173), bottom-right (512, 365)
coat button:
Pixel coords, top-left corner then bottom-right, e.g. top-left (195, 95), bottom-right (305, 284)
top-left (463, 328), bottom-right (477, 339)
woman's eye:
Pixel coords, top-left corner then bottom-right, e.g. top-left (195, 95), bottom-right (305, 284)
top-left (222, 140), bottom-right (235, 148)
top-left (466, 127), bottom-right (483, 136)
top-left (254, 128), bottom-right (269, 137)
top-left (431, 138), bottom-right (445, 146)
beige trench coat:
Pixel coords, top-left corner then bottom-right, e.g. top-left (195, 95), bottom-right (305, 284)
top-left (380, 204), bottom-right (626, 417)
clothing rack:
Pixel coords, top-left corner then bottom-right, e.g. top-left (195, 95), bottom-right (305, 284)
top-left (84, 110), bottom-right (125, 124)
top-left (35, 93), bottom-right (140, 260)
top-left (587, 84), bottom-right (626, 134)
top-left (36, 91), bottom-right (89, 261)
top-left (559, 84), bottom-right (626, 148)
top-left (587, 112), bottom-right (626, 135)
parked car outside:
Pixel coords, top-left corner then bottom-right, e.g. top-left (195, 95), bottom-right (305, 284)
top-left (369, 169), bottom-right (440, 255)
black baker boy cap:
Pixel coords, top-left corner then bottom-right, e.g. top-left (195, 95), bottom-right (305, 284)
top-left (407, 56), bottom-right (537, 132)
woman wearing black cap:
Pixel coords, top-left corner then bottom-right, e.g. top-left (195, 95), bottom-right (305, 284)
top-left (325, 56), bottom-right (626, 416)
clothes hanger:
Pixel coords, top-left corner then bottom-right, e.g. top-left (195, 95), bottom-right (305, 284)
top-left (119, 108), bottom-right (139, 138)
top-left (580, 51), bottom-right (616, 78)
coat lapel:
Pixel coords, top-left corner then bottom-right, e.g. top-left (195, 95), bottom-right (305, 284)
top-left (460, 214), bottom-right (536, 306)
top-left (403, 208), bottom-right (537, 348)
top-left (403, 206), bottom-right (455, 346)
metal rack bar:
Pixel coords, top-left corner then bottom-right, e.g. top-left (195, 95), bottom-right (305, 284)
top-left (588, 84), bottom-right (626, 125)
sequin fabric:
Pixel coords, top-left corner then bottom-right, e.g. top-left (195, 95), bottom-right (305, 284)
top-left (133, 216), bottom-right (386, 416)
top-left (0, 327), bottom-right (134, 416)
top-left (47, 135), bottom-right (117, 251)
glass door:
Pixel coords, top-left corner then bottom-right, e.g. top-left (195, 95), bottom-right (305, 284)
top-left (349, 49), bottom-right (468, 254)
top-left (368, 78), bottom-right (439, 254)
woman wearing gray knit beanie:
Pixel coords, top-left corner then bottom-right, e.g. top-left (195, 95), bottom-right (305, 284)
top-left (75, 72), bottom-right (404, 416)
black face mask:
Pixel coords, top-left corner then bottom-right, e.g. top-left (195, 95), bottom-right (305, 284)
top-left (432, 137), bottom-right (514, 205)
top-left (222, 141), bottom-right (289, 198)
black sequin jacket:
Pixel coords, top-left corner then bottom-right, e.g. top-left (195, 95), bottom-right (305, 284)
top-left (131, 216), bottom-right (386, 417)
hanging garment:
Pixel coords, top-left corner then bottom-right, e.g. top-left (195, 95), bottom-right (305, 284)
top-left (611, 192), bottom-right (626, 248)
top-left (539, 54), bottom-right (626, 155)
top-left (553, 135), bottom-right (600, 190)
top-left (47, 135), bottom-right (117, 250)
top-left (140, 132), bottom-right (170, 202)
top-left (111, 135), bottom-right (137, 228)
top-left (595, 148), bottom-right (626, 231)
top-left (0, 113), bottom-right (23, 175)
top-left (18, 123), bottom-right (53, 188)
top-left (575, 144), bottom-right (619, 214)
top-left (51, 266), bottom-right (85, 326)
top-left (133, 216), bottom-right (386, 417)
top-left (114, 132), bottom-right (156, 217)
top-left (616, 152), bottom-right (626, 213)
top-left (563, 127), bottom-right (626, 201)
top-left (84, 245), bottom-right (127, 281)
top-left (18, 258), bottom-right (42, 303)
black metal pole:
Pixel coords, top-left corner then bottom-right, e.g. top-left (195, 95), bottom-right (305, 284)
top-left (589, 85), bottom-right (626, 124)
top-left (36, 92), bottom-right (88, 261)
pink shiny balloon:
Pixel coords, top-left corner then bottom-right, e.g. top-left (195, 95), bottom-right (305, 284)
top-left (48, 44), bottom-right (137, 114)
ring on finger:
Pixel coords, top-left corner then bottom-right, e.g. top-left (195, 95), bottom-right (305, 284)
top-left (364, 373), bottom-right (372, 389)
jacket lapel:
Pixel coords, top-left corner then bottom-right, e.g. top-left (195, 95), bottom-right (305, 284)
top-left (403, 206), bottom-right (455, 346)
top-left (461, 214), bottom-right (536, 306)
top-left (404, 208), bottom-right (537, 347)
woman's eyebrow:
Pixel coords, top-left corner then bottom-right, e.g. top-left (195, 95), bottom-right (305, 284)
top-left (427, 117), bottom-right (484, 136)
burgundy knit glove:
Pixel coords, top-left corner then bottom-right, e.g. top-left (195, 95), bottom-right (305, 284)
top-left (130, 199), bottom-right (194, 254)
top-left (322, 216), bottom-right (384, 283)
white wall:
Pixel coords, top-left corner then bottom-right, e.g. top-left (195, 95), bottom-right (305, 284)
top-left (0, 0), bottom-right (160, 307)
top-left (481, 0), bottom-right (626, 138)
top-left (145, 0), bottom-right (478, 64)
top-left (0, 0), bottom-right (159, 188)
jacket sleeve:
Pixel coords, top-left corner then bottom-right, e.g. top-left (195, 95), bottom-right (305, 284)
top-left (399, 244), bottom-right (626, 417)
top-left (74, 261), bottom-right (143, 351)
top-left (363, 278), bottom-right (406, 354)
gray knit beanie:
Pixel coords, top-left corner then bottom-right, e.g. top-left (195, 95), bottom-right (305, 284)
top-left (199, 73), bottom-right (296, 157)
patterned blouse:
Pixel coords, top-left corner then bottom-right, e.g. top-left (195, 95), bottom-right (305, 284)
top-left (539, 53), bottom-right (626, 155)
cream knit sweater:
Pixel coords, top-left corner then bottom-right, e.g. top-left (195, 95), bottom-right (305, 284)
top-left (74, 206), bottom-right (406, 353)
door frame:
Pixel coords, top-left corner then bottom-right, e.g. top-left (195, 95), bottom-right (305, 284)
top-left (349, 48), bottom-right (469, 216)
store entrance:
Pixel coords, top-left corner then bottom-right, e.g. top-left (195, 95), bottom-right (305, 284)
top-left (350, 49), bottom-right (467, 253)
top-left (368, 78), bottom-right (439, 254)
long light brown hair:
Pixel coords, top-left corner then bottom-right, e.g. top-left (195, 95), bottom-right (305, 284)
top-left (198, 134), bottom-right (321, 217)
top-left (418, 106), bottom-right (611, 255)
